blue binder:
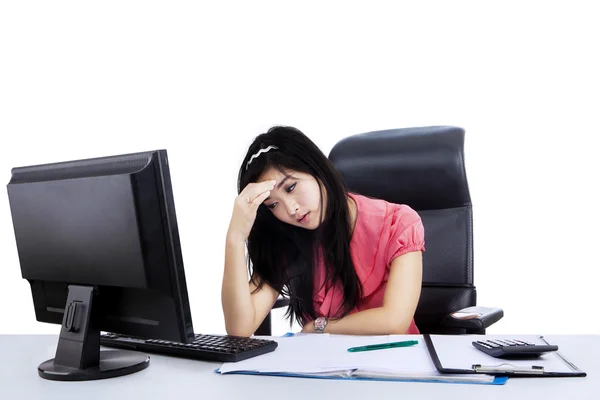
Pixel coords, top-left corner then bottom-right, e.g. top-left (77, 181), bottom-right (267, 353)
top-left (215, 333), bottom-right (508, 385)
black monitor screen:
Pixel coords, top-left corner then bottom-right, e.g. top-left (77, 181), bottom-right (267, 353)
top-left (7, 149), bottom-right (195, 380)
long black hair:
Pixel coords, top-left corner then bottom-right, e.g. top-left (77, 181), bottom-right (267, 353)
top-left (238, 126), bottom-right (363, 327)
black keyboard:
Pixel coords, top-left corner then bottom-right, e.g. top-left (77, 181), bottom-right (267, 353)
top-left (100, 332), bottom-right (278, 363)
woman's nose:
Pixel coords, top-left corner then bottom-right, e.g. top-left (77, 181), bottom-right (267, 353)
top-left (285, 199), bottom-right (298, 216)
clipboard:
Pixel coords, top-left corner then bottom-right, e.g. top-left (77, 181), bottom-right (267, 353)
top-left (423, 334), bottom-right (587, 377)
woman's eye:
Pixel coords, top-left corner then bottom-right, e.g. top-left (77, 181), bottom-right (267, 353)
top-left (286, 183), bottom-right (296, 193)
top-left (267, 203), bottom-right (277, 210)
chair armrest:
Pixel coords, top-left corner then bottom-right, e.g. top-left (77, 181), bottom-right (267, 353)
top-left (441, 306), bottom-right (504, 332)
top-left (253, 297), bottom-right (290, 336)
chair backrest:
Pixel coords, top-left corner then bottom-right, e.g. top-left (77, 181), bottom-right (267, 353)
top-left (328, 126), bottom-right (476, 334)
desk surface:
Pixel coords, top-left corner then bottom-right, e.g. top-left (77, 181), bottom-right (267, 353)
top-left (1, 334), bottom-right (598, 400)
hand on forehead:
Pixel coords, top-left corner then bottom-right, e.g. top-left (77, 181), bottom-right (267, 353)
top-left (258, 168), bottom-right (293, 185)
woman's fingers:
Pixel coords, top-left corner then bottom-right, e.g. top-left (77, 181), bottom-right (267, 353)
top-left (250, 190), bottom-right (271, 210)
top-left (240, 180), bottom-right (276, 204)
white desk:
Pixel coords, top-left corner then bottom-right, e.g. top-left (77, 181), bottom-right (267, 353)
top-left (1, 335), bottom-right (598, 400)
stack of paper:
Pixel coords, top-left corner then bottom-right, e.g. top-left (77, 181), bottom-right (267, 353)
top-left (216, 334), bottom-right (502, 384)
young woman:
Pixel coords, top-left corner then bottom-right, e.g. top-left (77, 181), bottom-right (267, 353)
top-left (221, 126), bottom-right (424, 337)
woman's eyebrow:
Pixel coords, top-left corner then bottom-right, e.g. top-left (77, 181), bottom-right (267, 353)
top-left (276, 176), bottom-right (291, 190)
top-left (277, 174), bottom-right (294, 189)
top-left (265, 175), bottom-right (294, 201)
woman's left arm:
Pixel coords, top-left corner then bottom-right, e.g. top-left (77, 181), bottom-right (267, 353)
top-left (301, 251), bottom-right (423, 335)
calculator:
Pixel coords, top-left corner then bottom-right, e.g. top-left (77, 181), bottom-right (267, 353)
top-left (472, 339), bottom-right (558, 359)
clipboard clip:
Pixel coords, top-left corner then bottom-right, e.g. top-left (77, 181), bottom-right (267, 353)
top-left (472, 363), bottom-right (545, 375)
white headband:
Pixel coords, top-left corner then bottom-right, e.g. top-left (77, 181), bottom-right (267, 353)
top-left (245, 145), bottom-right (278, 170)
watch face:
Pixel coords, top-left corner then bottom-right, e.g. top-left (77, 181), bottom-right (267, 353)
top-left (315, 317), bottom-right (326, 331)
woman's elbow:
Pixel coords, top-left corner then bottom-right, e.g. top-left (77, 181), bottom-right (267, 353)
top-left (225, 323), bottom-right (255, 338)
top-left (387, 316), bottom-right (414, 335)
top-left (387, 326), bottom-right (408, 335)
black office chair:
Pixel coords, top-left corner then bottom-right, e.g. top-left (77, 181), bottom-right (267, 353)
top-left (255, 126), bottom-right (503, 336)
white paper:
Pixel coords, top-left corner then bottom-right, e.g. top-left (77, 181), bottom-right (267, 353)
top-left (217, 334), bottom-right (495, 383)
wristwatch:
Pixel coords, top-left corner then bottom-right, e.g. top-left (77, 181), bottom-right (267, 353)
top-left (314, 317), bottom-right (328, 333)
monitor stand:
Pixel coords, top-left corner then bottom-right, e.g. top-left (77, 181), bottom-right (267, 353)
top-left (38, 285), bottom-right (150, 381)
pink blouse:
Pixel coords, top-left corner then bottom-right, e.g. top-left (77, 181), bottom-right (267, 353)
top-left (311, 192), bottom-right (425, 334)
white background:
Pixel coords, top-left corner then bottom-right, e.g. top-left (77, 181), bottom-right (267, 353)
top-left (1, 1), bottom-right (598, 337)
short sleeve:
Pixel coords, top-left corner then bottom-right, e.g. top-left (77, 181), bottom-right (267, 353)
top-left (385, 205), bottom-right (425, 264)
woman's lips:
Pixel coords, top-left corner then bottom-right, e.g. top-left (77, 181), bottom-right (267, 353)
top-left (298, 212), bottom-right (309, 224)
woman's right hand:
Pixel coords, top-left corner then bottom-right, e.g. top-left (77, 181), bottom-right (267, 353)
top-left (226, 180), bottom-right (276, 243)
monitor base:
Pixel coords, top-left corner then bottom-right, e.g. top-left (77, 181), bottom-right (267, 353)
top-left (38, 350), bottom-right (150, 381)
top-left (37, 285), bottom-right (151, 381)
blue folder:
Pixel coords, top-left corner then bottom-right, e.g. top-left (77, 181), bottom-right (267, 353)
top-left (216, 368), bottom-right (508, 385)
top-left (215, 333), bottom-right (508, 385)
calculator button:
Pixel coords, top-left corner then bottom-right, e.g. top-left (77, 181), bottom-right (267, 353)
top-left (510, 340), bottom-right (527, 346)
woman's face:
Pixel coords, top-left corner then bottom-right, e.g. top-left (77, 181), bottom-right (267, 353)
top-left (258, 167), bottom-right (325, 230)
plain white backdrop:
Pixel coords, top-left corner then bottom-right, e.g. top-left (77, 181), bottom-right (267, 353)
top-left (1, 1), bottom-right (598, 337)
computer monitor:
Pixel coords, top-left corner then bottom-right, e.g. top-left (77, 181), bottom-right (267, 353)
top-left (6, 149), bottom-right (195, 381)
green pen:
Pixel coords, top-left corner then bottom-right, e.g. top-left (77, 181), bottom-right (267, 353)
top-left (347, 340), bottom-right (418, 352)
